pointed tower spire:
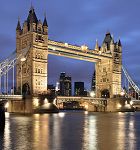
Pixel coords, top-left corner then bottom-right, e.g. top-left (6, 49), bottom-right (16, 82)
top-left (30, 1), bottom-right (33, 11)
top-left (27, 5), bottom-right (38, 24)
top-left (16, 17), bottom-right (21, 31)
top-left (118, 39), bottom-right (122, 46)
top-left (95, 39), bottom-right (99, 50)
top-left (43, 12), bottom-right (48, 27)
top-left (110, 35), bottom-right (114, 44)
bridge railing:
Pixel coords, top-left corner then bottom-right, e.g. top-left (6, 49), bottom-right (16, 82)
top-left (0, 94), bottom-right (22, 100)
top-left (56, 96), bottom-right (107, 106)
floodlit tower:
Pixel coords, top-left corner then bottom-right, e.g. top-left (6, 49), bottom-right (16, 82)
top-left (96, 32), bottom-right (122, 98)
top-left (16, 6), bottom-right (48, 95)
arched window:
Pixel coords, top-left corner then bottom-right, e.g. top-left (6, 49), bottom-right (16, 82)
top-left (41, 68), bottom-right (43, 74)
top-left (35, 68), bottom-right (37, 73)
top-left (41, 80), bottom-right (43, 85)
top-left (38, 54), bottom-right (40, 59)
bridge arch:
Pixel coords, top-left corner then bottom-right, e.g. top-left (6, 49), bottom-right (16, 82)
top-left (101, 89), bottom-right (110, 98)
top-left (22, 83), bottom-right (30, 95)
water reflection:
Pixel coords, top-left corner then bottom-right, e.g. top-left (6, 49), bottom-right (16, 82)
top-left (83, 115), bottom-right (97, 150)
top-left (1, 112), bottom-right (140, 150)
top-left (33, 114), bottom-right (49, 150)
top-left (4, 117), bottom-right (10, 149)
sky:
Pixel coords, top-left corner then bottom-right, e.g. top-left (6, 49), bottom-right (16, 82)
top-left (0, 0), bottom-right (140, 91)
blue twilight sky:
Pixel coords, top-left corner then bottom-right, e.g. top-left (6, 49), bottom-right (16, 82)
top-left (0, 0), bottom-right (140, 91)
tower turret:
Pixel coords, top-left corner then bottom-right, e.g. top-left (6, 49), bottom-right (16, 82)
top-left (37, 20), bottom-right (43, 33)
top-left (16, 6), bottom-right (49, 95)
top-left (110, 36), bottom-right (114, 54)
top-left (23, 21), bottom-right (28, 34)
top-left (103, 32), bottom-right (112, 50)
top-left (118, 39), bottom-right (121, 46)
top-left (95, 39), bottom-right (99, 51)
top-left (16, 19), bottom-right (21, 36)
top-left (27, 6), bottom-right (38, 31)
top-left (43, 15), bottom-right (48, 34)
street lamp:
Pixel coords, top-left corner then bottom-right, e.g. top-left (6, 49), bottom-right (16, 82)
top-left (20, 57), bottom-right (26, 95)
top-left (120, 91), bottom-right (125, 97)
top-left (90, 91), bottom-right (96, 97)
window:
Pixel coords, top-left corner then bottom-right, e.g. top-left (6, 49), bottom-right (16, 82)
top-left (38, 27), bottom-right (42, 34)
top-left (103, 67), bottom-right (106, 72)
top-left (23, 68), bottom-right (26, 73)
top-left (36, 79), bottom-right (37, 85)
top-left (38, 54), bottom-right (40, 59)
top-left (38, 35), bottom-right (42, 40)
top-left (103, 78), bottom-right (106, 82)
top-left (41, 80), bottom-right (43, 85)
top-left (35, 68), bottom-right (37, 73)
top-left (41, 68), bottom-right (43, 74)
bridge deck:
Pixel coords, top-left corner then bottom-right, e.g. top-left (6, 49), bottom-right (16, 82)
top-left (48, 40), bottom-right (112, 62)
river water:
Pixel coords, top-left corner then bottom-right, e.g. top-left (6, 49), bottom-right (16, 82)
top-left (0, 111), bottom-right (140, 150)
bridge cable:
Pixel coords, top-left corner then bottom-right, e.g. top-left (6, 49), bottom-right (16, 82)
top-left (122, 65), bottom-right (140, 98)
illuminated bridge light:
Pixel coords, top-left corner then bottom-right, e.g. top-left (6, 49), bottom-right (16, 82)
top-left (81, 45), bottom-right (88, 51)
top-left (64, 43), bottom-right (68, 47)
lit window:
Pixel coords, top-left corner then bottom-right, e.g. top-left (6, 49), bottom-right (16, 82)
top-left (103, 67), bottom-right (106, 72)
top-left (39, 54), bottom-right (41, 59)
top-left (41, 68), bottom-right (43, 73)
top-left (35, 68), bottom-right (37, 73)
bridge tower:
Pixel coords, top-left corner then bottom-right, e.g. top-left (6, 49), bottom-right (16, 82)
top-left (95, 33), bottom-right (122, 98)
top-left (16, 7), bottom-right (48, 95)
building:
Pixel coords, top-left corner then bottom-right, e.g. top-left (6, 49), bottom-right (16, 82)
top-left (47, 84), bottom-right (55, 95)
top-left (16, 6), bottom-right (48, 95)
top-left (59, 72), bottom-right (71, 96)
top-left (95, 32), bottom-right (122, 98)
top-left (74, 82), bottom-right (84, 96)
top-left (91, 71), bottom-right (96, 91)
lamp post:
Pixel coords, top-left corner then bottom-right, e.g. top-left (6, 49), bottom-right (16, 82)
top-left (90, 91), bottom-right (95, 97)
top-left (20, 57), bottom-right (26, 95)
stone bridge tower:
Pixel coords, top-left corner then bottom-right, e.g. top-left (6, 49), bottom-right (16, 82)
top-left (95, 33), bottom-right (122, 98)
top-left (16, 7), bottom-right (48, 95)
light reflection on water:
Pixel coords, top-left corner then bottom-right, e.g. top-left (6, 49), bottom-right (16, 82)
top-left (1, 112), bottom-right (140, 150)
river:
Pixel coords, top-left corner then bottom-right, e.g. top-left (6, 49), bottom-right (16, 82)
top-left (0, 111), bottom-right (140, 150)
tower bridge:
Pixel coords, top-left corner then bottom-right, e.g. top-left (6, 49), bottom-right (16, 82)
top-left (0, 6), bottom-right (139, 113)
top-left (14, 6), bottom-right (122, 98)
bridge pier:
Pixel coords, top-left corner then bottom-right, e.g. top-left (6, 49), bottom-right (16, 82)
top-left (84, 98), bottom-right (134, 112)
top-left (7, 95), bottom-right (59, 114)
top-left (5, 95), bottom-right (135, 113)
top-left (106, 97), bottom-right (134, 112)
top-left (7, 96), bottom-right (33, 114)
top-left (86, 103), bottom-right (106, 112)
